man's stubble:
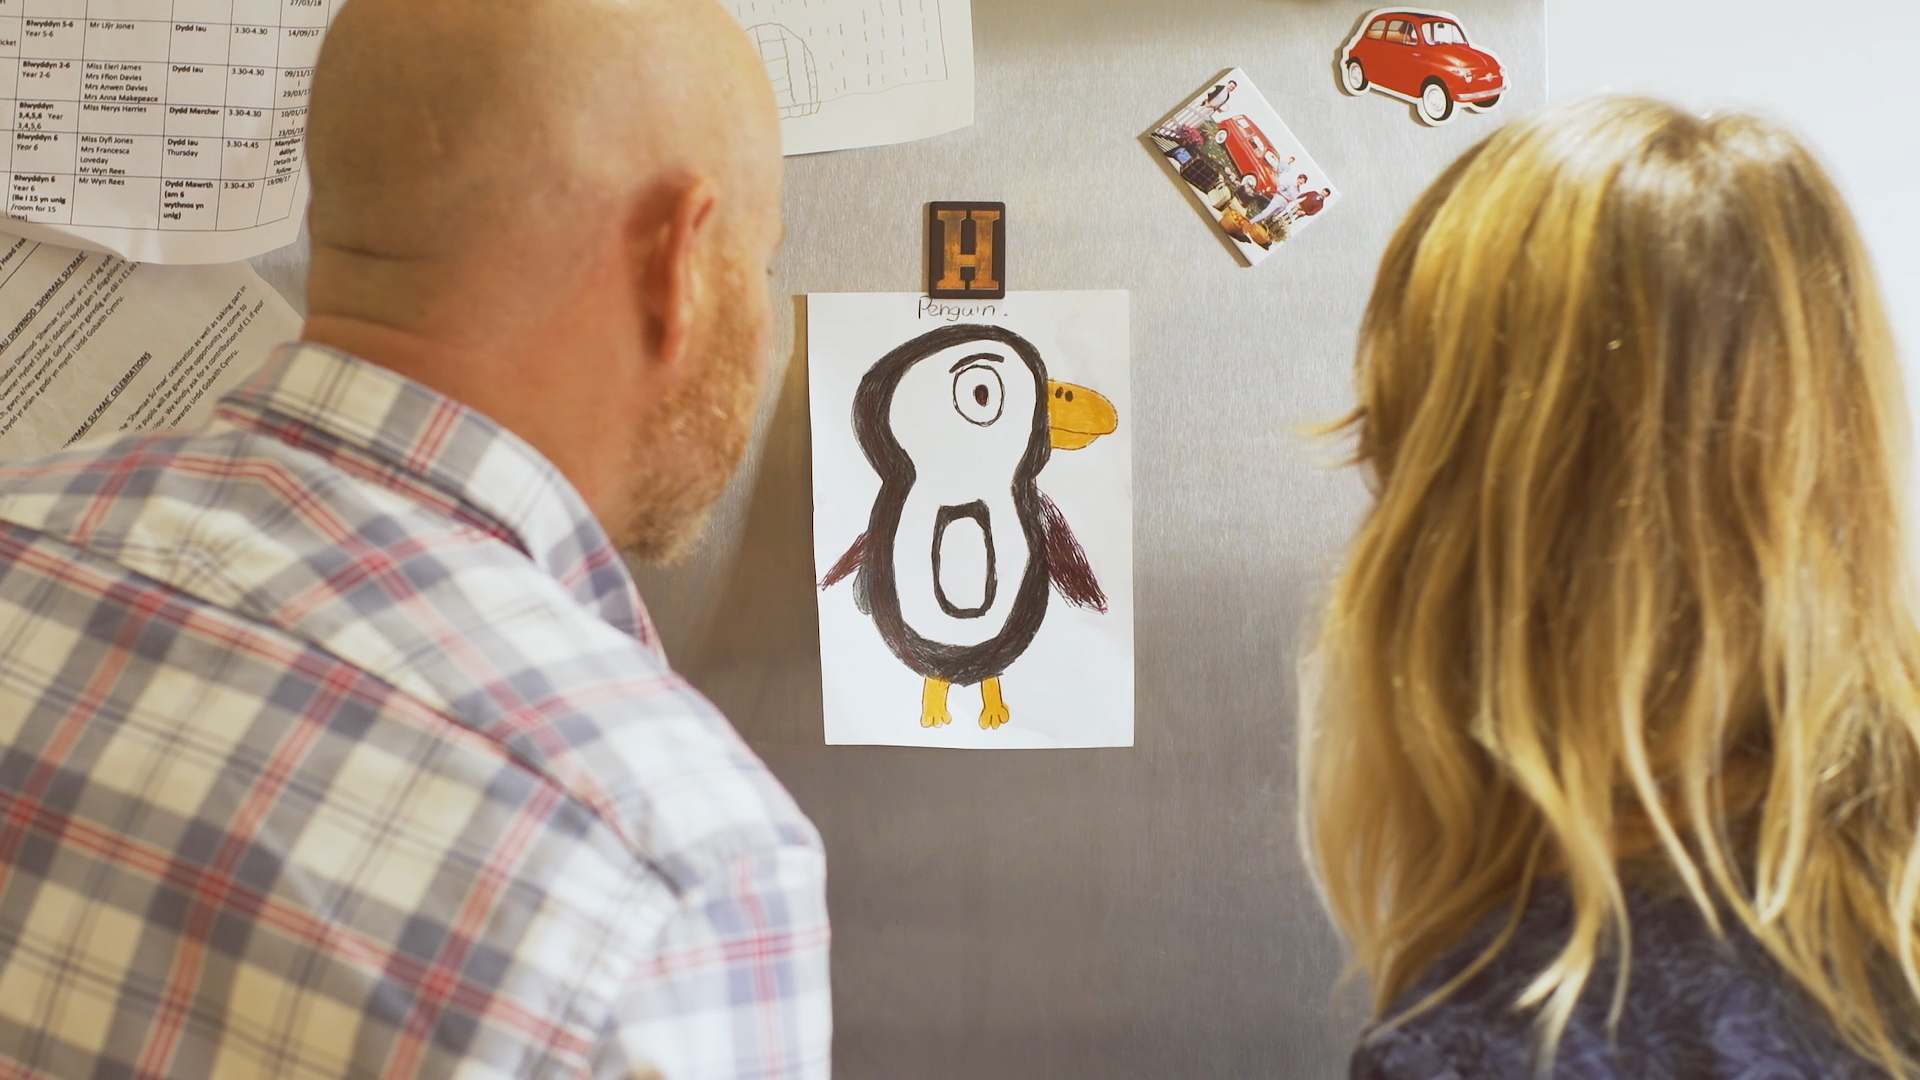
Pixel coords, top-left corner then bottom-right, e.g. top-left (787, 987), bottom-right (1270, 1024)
top-left (615, 258), bottom-right (767, 565)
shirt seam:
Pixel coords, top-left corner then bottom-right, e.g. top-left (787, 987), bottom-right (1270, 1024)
top-left (214, 392), bottom-right (537, 560)
top-left (0, 516), bottom-right (680, 886)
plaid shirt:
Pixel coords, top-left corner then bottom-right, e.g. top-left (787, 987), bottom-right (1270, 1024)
top-left (0, 344), bottom-right (830, 1079)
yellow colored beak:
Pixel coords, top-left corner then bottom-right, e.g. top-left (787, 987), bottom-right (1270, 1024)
top-left (1047, 380), bottom-right (1118, 450)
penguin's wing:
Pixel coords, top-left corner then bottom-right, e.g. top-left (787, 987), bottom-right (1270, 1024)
top-left (820, 532), bottom-right (874, 615)
top-left (1039, 494), bottom-right (1109, 613)
top-left (820, 532), bottom-right (867, 589)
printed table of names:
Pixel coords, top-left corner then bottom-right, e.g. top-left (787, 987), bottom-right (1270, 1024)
top-left (0, 0), bottom-right (333, 233)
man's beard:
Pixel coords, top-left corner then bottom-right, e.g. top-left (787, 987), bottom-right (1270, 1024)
top-left (615, 281), bottom-right (763, 565)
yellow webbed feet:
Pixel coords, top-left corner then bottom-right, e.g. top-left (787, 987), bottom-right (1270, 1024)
top-left (979, 677), bottom-right (1010, 730)
top-left (921, 678), bottom-right (952, 728)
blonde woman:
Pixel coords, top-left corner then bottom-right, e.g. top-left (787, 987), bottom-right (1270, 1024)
top-left (1305, 97), bottom-right (1920, 1078)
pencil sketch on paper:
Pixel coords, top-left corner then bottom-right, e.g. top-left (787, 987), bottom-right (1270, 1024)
top-left (719, 0), bottom-right (974, 155)
top-left (819, 324), bottom-right (1118, 732)
top-left (744, 22), bottom-right (821, 118)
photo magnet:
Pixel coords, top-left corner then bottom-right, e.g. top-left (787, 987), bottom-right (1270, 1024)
top-left (1146, 70), bottom-right (1340, 266)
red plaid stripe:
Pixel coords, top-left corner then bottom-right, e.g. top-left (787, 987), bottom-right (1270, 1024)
top-left (0, 345), bottom-right (828, 1079)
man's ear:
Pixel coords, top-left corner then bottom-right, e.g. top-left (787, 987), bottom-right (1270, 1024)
top-left (634, 173), bottom-right (720, 373)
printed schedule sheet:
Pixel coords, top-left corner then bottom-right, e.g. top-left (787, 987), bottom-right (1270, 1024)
top-left (0, 0), bottom-right (337, 264)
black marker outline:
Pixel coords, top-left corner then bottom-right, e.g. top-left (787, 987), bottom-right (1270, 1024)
top-left (851, 324), bottom-right (1052, 686)
top-left (931, 501), bottom-right (996, 618)
top-left (951, 362), bottom-right (1005, 426)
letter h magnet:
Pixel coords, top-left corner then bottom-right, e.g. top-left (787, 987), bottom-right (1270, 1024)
top-left (926, 202), bottom-right (1007, 300)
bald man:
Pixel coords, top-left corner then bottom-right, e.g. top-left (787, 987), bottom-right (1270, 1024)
top-left (0, 0), bottom-right (828, 1077)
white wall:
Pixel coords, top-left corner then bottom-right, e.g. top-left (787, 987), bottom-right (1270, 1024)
top-left (1547, 0), bottom-right (1920, 472)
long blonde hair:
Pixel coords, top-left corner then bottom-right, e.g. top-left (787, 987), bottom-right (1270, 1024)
top-left (1303, 96), bottom-right (1920, 1074)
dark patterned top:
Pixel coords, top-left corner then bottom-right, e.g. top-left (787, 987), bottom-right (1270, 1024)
top-left (1350, 884), bottom-right (1896, 1079)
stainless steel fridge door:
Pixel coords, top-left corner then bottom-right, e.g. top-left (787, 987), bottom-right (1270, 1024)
top-left (634, 1), bottom-right (1545, 1075)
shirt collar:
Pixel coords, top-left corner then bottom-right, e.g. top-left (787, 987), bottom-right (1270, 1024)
top-left (215, 342), bottom-right (659, 652)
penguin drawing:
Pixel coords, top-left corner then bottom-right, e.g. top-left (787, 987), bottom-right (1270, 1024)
top-left (820, 323), bottom-right (1118, 731)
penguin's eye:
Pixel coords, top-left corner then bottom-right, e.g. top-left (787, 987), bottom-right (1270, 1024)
top-left (952, 364), bottom-right (1005, 426)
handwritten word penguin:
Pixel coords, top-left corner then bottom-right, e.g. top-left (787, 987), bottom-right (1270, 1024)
top-left (821, 324), bottom-right (1117, 730)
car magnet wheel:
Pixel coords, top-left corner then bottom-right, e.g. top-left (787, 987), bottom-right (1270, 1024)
top-left (1420, 80), bottom-right (1453, 123)
top-left (1213, 128), bottom-right (1228, 144)
top-left (1343, 59), bottom-right (1368, 93)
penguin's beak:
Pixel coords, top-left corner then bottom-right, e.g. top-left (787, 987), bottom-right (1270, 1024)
top-left (1047, 381), bottom-right (1118, 450)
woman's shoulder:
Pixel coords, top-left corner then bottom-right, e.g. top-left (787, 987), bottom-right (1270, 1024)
top-left (1349, 885), bottom-right (1891, 1080)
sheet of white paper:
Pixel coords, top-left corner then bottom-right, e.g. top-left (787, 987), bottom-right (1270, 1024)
top-left (0, 234), bottom-right (298, 458)
top-left (721, 0), bottom-right (973, 156)
top-left (809, 291), bottom-right (1133, 749)
top-left (0, 0), bottom-right (340, 265)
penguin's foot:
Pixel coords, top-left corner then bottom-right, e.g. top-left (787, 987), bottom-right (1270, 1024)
top-left (980, 677), bottom-right (1011, 730)
top-left (921, 678), bottom-right (952, 728)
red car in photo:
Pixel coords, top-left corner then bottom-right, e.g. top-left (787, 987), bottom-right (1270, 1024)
top-left (1212, 114), bottom-right (1292, 198)
top-left (1341, 8), bottom-right (1505, 126)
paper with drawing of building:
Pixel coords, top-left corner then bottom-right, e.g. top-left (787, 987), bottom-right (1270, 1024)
top-left (721, 0), bottom-right (974, 156)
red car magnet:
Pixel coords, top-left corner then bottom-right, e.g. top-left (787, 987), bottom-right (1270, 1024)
top-left (1340, 8), bottom-right (1507, 126)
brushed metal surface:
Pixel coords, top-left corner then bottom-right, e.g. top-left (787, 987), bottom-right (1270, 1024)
top-left (231, 3), bottom-right (1545, 1074)
top-left (629, 1), bottom-right (1546, 1076)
